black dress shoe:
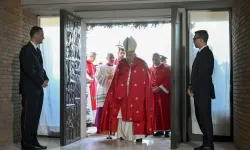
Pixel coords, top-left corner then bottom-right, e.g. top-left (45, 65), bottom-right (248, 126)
top-left (194, 145), bottom-right (202, 150)
top-left (21, 142), bottom-right (41, 150)
top-left (34, 143), bottom-right (47, 149)
top-left (200, 146), bottom-right (214, 150)
top-left (194, 145), bottom-right (214, 150)
top-left (136, 138), bottom-right (142, 142)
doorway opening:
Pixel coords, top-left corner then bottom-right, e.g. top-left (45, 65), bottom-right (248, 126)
top-left (38, 17), bottom-right (60, 138)
top-left (85, 23), bottom-right (172, 136)
top-left (37, 17), bottom-right (172, 134)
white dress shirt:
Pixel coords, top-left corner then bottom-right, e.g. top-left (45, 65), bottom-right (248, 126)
top-left (30, 41), bottom-right (38, 50)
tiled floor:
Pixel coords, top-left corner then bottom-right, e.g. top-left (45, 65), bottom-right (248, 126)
top-left (1, 127), bottom-right (236, 150)
top-left (1, 136), bottom-right (236, 150)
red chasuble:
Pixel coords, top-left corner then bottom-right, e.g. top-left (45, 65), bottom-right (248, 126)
top-left (86, 60), bottom-right (97, 110)
top-left (98, 57), bottom-right (155, 135)
top-left (150, 63), bottom-right (171, 131)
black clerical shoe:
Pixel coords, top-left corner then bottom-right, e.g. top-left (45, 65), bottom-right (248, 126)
top-left (21, 142), bottom-right (41, 150)
top-left (136, 139), bottom-right (142, 142)
top-left (119, 137), bottom-right (124, 140)
top-left (153, 131), bottom-right (164, 136)
top-left (164, 131), bottom-right (170, 138)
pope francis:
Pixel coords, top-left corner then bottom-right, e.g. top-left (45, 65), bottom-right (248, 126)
top-left (98, 36), bottom-right (155, 142)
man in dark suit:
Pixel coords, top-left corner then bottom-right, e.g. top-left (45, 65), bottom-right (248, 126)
top-left (188, 30), bottom-right (215, 150)
top-left (19, 26), bottom-right (49, 150)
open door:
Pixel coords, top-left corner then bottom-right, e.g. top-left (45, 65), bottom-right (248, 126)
top-left (171, 8), bottom-right (183, 149)
top-left (60, 9), bottom-right (83, 146)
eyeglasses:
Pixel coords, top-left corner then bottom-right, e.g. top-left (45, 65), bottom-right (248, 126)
top-left (193, 37), bottom-right (201, 41)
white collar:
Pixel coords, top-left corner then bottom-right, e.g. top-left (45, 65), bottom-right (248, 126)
top-left (154, 64), bottom-right (161, 68)
top-left (30, 41), bottom-right (38, 49)
top-left (199, 45), bottom-right (207, 52)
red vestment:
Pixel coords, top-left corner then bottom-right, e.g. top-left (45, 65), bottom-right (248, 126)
top-left (98, 57), bottom-right (155, 135)
top-left (150, 63), bottom-right (171, 131)
top-left (87, 60), bottom-right (97, 110)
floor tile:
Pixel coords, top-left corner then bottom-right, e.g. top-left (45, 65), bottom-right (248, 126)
top-left (2, 135), bottom-right (236, 150)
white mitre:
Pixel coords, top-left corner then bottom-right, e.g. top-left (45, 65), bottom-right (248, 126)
top-left (123, 36), bottom-right (137, 52)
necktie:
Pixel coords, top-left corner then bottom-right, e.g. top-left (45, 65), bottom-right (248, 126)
top-left (196, 51), bottom-right (200, 57)
top-left (36, 48), bottom-right (43, 64)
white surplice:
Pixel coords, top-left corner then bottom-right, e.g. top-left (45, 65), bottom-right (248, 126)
top-left (86, 73), bottom-right (94, 123)
top-left (95, 64), bottom-right (116, 108)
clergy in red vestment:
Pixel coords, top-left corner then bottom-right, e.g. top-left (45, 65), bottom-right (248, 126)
top-left (98, 36), bottom-right (155, 142)
top-left (150, 53), bottom-right (171, 137)
top-left (114, 43), bottom-right (125, 65)
top-left (86, 52), bottom-right (97, 122)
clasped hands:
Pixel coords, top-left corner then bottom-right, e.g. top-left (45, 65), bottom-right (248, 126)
top-left (152, 86), bottom-right (162, 93)
top-left (42, 80), bottom-right (49, 88)
top-left (187, 86), bottom-right (194, 97)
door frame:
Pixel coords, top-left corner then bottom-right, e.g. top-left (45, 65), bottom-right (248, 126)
top-left (178, 8), bottom-right (189, 143)
top-left (171, 7), bottom-right (190, 149)
top-left (170, 7), bottom-right (182, 149)
top-left (76, 8), bottom-right (187, 149)
top-left (186, 8), bottom-right (233, 142)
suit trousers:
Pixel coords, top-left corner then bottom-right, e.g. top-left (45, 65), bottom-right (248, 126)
top-left (194, 90), bottom-right (214, 147)
top-left (21, 91), bottom-right (44, 144)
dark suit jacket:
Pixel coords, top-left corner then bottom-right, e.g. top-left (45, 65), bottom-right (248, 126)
top-left (19, 42), bottom-right (49, 95)
top-left (190, 46), bottom-right (215, 99)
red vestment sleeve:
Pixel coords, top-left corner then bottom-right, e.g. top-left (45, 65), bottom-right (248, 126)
top-left (144, 64), bottom-right (155, 135)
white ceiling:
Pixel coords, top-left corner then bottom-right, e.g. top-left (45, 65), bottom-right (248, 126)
top-left (21, 0), bottom-right (225, 5)
top-left (21, 0), bottom-right (232, 16)
top-left (76, 9), bottom-right (172, 23)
